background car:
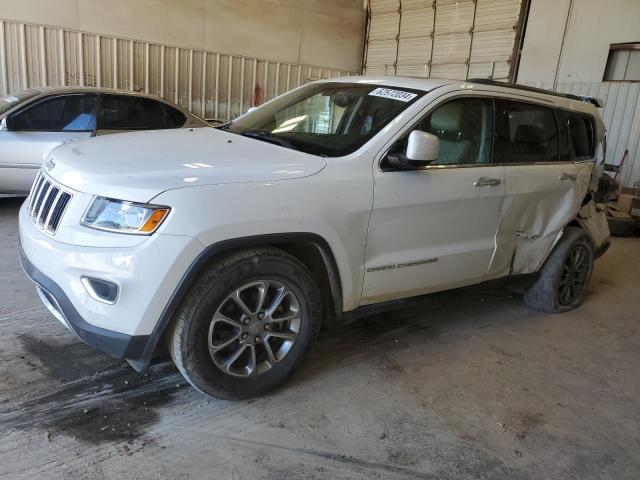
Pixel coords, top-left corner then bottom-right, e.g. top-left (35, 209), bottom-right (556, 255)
top-left (0, 87), bottom-right (209, 195)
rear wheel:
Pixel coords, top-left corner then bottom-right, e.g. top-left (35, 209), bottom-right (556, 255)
top-left (168, 247), bottom-right (321, 399)
top-left (523, 227), bottom-right (594, 313)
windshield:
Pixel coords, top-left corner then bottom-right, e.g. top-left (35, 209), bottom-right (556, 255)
top-left (0, 90), bottom-right (39, 116)
top-left (223, 82), bottom-right (424, 157)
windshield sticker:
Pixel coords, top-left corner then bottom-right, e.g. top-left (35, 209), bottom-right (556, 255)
top-left (368, 88), bottom-right (417, 102)
top-left (2, 96), bottom-right (19, 103)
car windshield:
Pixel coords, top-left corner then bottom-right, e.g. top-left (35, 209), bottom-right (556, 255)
top-left (0, 90), bottom-right (39, 116)
top-left (222, 82), bottom-right (424, 157)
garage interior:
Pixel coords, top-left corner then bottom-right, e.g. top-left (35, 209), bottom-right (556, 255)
top-left (1, 1), bottom-right (639, 479)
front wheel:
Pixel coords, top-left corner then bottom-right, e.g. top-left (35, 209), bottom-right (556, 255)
top-left (167, 247), bottom-right (321, 399)
top-left (523, 227), bottom-right (595, 313)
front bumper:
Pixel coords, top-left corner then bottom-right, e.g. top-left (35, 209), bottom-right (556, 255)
top-left (18, 201), bottom-right (204, 371)
top-left (19, 244), bottom-right (151, 366)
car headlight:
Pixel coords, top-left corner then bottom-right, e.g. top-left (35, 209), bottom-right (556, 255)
top-left (81, 197), bottom-right (170, 235)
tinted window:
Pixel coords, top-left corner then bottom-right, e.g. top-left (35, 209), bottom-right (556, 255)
top-left (11, 95), bottom-right (96, 131)
top-left (494, 101), bottom-right (559, 163)
top-left (98, 95), bottom-right (186, 130)
top-left (391, 97), bottom-right (494, 165)
top-left (558, 111), bottom-right (594, 160)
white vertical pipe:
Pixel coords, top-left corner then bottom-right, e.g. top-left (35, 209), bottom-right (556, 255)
top-left (296, 64), bottom-right (301, 87)
top-left (78, 31), bottom-right (84, 86)
top-left (227, 55), bottom-right (233, 120)
top-left (214, 53), bottom-right (220, 119)
top-left (128, 40), bottom-right (134, 90)
top-left (160, 45), bottom-right (165, 97)
top-left (95, 35), bottom-right (101, 87)
top-left (188, 49), bottom-right (193, 111)
top-left (251, 58), bottom-right (257, 90)
top-left (0, 22), bottom-right (7, 94)
top-left (274, 62), bottom-right (280, 97)
top-left (144, 42), bottom-right (149, 93)
top-left (286, 64), bottom-right (291, 92)
top-left (201, 51), bottom-right (207, 117)
top-left (239, 57), bottom-right (245, 113)
top-left (112, 37), bottom-right (118, 88)
top-left (19, 23), bottom-right (27, 89)
top-left (174, 47), bottom-right (179, 103)
top-left (59, 29), bottom-right (65, 85)
top-left (39, 26), bottom-right (47, 86)
top-left (263, 61), bottom-right (268, 100)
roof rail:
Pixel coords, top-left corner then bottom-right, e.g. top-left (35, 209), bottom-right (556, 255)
top-left (467, 79), bottom-right (604, 108)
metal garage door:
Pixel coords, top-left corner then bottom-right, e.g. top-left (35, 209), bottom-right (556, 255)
top-left (363, 0), bottom-right (525, 81)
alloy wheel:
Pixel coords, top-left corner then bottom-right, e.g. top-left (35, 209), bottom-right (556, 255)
top-left (558, 245), bottom-right (590, 306)
top-left (208, 280), bottom-right (301, 377)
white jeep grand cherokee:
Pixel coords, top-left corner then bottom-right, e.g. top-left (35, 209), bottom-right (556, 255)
top-left (19, 76), bottom-right (610, 399)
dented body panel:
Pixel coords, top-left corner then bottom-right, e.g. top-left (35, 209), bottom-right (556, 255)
top-left (491, 161), bottom-right (593, 276)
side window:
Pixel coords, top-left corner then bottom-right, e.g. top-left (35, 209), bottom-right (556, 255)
top-left (162, 104), bottom-right (187, 128)
top-left (98, 96), bottom-right (184, 130)
top-left (11, 95), bottom-right (96, 132)
top-left (390, 97), bottom-right (494, 165)
top-left (494, 101), bottom-right (559, 163)
top-left (558, 111), bottom-right (594, 160)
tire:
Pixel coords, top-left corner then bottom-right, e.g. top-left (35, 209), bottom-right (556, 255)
top-left (607, 216), bottom-right (636, 237)
top-left (167, 247), bottom-right (321, 399)
top-left (523, 227), bottom-right (594, 313)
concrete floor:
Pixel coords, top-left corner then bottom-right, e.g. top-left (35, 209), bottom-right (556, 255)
top-left (1, 196), bottom-right (639, 480)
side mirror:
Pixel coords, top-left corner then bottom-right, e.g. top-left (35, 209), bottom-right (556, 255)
top-left (386, 130), bottom-right (439, 170)
top-left (406, 130), bottom-right (439, 162)
top-left (0, 117), bottom-right (9, 131)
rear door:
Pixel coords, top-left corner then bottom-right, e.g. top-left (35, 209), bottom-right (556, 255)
top-left (362, 94), bottom-right (506, 304)
top-left (95, 95), bottom-right (187, 136)
top-left (0, 94), bottom-right (97, 193)
top-left (489, 98), bottom-right (591, 277)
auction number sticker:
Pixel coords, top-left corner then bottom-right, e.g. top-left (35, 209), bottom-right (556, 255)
top-left (368, 88), bottom-right (417, 102)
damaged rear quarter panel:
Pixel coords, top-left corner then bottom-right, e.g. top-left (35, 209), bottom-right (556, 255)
top-left (489, 162), bottom-right (592, 276)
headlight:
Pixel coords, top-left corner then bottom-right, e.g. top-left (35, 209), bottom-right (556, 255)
top-left (81, 197), bottom-right (170, 235)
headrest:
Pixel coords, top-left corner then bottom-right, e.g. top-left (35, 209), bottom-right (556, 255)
top-left (514, 125), bottom-right (545, 145)
top-left (430, 102), bottom-right (465, 132)
top-left (514, 125), bottom-right (546, 154)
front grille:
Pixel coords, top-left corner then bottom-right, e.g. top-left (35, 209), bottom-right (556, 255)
top-left (27, 171), bottom-right (73, 235)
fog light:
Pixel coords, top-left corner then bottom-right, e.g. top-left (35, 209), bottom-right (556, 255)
top-left (81, 276), bottom-right (119, 304)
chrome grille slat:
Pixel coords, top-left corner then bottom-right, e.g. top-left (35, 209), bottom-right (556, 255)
top-left (26, 171), bottom-right (73, 235)
top-left (47, 192), bottom-right (71, 233)
top-left (33, 181), bottom-right (51, 220)
top-left (43, 188), bottom-right (62, 227)
top-left (38, 186), bottom-right (59, 226)
top-left (28, 172), bottom-right (44, 213)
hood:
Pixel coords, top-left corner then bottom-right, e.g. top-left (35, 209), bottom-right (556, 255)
top-left (45, 127), bottom-right (327, 202)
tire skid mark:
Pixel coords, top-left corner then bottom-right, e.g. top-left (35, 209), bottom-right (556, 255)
top-left (216, 434), bottom-right (439, 480)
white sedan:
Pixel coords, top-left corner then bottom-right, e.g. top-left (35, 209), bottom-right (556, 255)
top-left (0, 87), bottom-right (209, 195)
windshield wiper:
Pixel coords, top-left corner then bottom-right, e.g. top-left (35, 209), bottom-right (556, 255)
top-left (240, 130), bottom-right (298, 151)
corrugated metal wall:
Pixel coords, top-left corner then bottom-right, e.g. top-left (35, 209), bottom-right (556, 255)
top-left (523, 81), bottom-right (640, 188)
top-left (363, 0), bottom-right (523, 80)
top-left (0, 19), bottom-right (356, 121)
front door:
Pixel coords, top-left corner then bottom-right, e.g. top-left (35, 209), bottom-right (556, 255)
top-left (362, 96), bottom-right (505, 305)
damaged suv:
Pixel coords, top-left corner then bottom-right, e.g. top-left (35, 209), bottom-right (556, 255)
top-left (19, 76), bottom-right (610, 399)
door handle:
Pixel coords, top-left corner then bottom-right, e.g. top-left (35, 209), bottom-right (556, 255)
top-left (559, 172), bottom-right (578, 181)
top-left (474, 177), bottom-right (501, 187)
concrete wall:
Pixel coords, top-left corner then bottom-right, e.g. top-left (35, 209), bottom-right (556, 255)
top-left (0, 0), bottom-right (365, 72)
top-left (517, 0), bottom-right (640, 84)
